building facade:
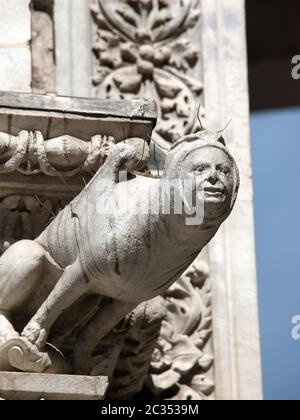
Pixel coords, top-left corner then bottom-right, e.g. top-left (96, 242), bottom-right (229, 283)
top-left (0, 0), bottom-right (262, 400)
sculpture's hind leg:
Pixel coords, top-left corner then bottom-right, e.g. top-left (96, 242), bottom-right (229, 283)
top-left (73, 299), bottom-right (137, 375)
top-left (0, 240), bottom-right (47, 344)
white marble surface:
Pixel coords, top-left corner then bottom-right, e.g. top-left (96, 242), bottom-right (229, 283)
top-left (0, 0), bottom-right (31, 46)
top-left (0, 0), bottom-right (31, 92)
top-left (54, 0), bottom-right (92, 97)
top-left (0, 372), bottom-right (108, 400)
top-left (202, 0), bottom-right (263, 401)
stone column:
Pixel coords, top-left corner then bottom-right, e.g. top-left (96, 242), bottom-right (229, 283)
top-left (54, 0), bottom-right (92, 97)
top-left (0, 0), bottom-right (32, 92)
top-left (202, 0), bottom-right (263, 400)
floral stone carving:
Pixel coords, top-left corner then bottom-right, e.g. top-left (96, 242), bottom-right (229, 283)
top-left (148, 257), bottom-right (214, 400)
top-left (91, 0), bottom-right (203, 143)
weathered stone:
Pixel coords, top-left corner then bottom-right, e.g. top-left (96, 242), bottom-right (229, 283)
top-left (0, 0), bottom-right (31, 47)
top-left (201, 0), bottom-right (262, 400)
top-left (32, 10), bottom-right (56, 93)
top-left (0, 0), bottom-right (31, 92)
top-left (0, 372), bottom-right (108, 400)
top-left (0, 92), bottom-right (156, 252)
top-left (0, 0), bottom-right (262, 402)
top-left (91, 0), bottom-right (203, 146)
top-left (54, 0), bottom-right (92, 97)
top-left (0, 128), bottom-right (239, 378)
top-left (0, 48), bottom-right (31, 93)
top-left (89, 0), bottom-right (216, 400)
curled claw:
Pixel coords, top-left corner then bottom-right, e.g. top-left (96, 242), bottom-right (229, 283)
top-left (21, 321), bottom-right (48, 350)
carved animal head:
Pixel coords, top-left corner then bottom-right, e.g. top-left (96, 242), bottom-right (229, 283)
top-left (163, 130), bottom-right (240, 228)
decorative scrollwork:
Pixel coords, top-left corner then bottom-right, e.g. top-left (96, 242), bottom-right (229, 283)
top-left (91, 0), bottom-right (203, 143)
top-left (148, 257), bottom-right (214, 400)
top-left (0, 131), bottom-right (115, 176)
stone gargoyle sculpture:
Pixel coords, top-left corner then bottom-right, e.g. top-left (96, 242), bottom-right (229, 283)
top-left (0, 129), bottom-right (239, 375)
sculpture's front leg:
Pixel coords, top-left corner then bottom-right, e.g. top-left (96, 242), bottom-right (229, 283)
top-left (21, 321), bottom-right (49, 349)
top-left (21, 259), bottom-right (91, 349)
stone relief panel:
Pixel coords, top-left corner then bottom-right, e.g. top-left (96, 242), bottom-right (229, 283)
top-left (148, 257), bottom-right (214, 400)
top-left (91, 0), bottom-right (203, 144)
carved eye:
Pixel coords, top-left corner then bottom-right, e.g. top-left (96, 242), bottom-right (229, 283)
top-left (218, 166), bottom-right (230, 175)
top-left (194, 164), bottom-right (209, 174)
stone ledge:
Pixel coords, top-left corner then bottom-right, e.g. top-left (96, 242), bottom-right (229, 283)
top-left (0, 372), bottom-right (109, 400)
top-left (0, 92), bottom-right (158, 122)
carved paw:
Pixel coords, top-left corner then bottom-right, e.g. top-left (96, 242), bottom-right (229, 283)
top-left (115, 143), bottom-right (137, 166)
top-left (21, 321), bottom-right (48, 349)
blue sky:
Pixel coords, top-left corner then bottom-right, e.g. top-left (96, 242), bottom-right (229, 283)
top-left (251, 107), bottom-right (300, 400)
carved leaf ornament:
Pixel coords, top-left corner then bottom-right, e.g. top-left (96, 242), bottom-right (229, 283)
top-left (92, 0), bottom-right (203, 143)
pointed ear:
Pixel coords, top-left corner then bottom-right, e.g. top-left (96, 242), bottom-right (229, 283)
top-left (197, 103), bottom-right (206, 131)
